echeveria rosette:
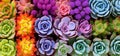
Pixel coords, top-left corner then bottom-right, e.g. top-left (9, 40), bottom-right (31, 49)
top-left (54, 40), bottom-right (73, 56)
top-left (110, 35), bottom-right (120, 56)
top-left (54, 16), bottom-right (78, 41)
top-left (16, 36), bottom-right (37, 56)
top-left (0, 39), bottom-right (16, 56)
top-left (78, 20), bottom-right (92, 38)
top-left (0, 0), bottom-right (16, 21)
top-left (112, 0), bottom-right (120, 16)
top-left (71, 36), bottom-right (91, 56)
top-left (92, 20), bottom-right (109, 36)
top-left (89, 0), bottom-right (112, 19)
top-left (91, 38), bottom-right (109, 56)
top-left (112, 17), bottom-right (120, 34)
top-left (36, 38), bottom-right (55, 55)
top-left (16, 13), bottom-right (35, 37)
top-left (0, 19), bottom-right (15, 39)
top-left (16, 0), bottom-right (34, 14)
top-left (35, 15), bottom-right (53, 37)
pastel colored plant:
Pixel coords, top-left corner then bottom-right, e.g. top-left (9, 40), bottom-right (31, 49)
top-left (70, 0), bottom-right (91, 21)
top-left (0, 39), bottom-right (16, 56)
top-left (0, 19), bottom-right (15, 39)
top-left (91, 38), bottom-right (109, 56)
top-left (54, 16), bottom-right (78, 41)
top-left (77, 20), bottom-right (92, 37)
top-left (36, 38), bottom-right (55, 55)
top-left (16, 13), bottom-right (35, 37)
top-left (92, 20), bottom-right (109, 36)
top-left (89, 0), bottom-right (112, 19)
top-left (112, 0), bottom-right (120, 16)
top-left (0, 0), bottom-right (16, 21)
top-left (110, 35), bottom-right (120, 56)
top-left (16, 36), bottom-right (36, 56)
top-left (35, 15), bottom-right (53, 37)
top-left (72, 36), bottom-right (91, 56)
top-left (16, 0), bottom-right (34, 14)
top-left (56, 0), bottom-right (70, 16)
top-left (112, 17), bottom-right (120, 34)
top-left (54, 40), bottom-right (73, 56)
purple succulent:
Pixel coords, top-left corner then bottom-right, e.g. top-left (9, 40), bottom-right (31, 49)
top-left (54, 16), bottom-right (78, 41)
top-left (31, 0), bottom-right (57, 17)
top-left (35, 15), bottom-right (53, 37)
top-left (77, 20), bottom-right (92, 37)
top-left (69, 0), bottom-right (91, 21)
top-left (36, 38), bottom-right (55, 55)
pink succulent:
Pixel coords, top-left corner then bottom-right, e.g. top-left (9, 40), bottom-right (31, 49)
top-left (16, 0), bottom-right (34, 14)
top-left (54, 16), bottom-right (78, 40)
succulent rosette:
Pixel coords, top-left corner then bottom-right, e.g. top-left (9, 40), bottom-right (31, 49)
top-left (16, 13), bottom-right (35, 37)
top-left (72, 36), bottom-right (91, 56)
top-left (112, 17), bottom-right (120, 34)
top-left (0, 0), bottom-right (16, 21)
top-left (54, 40), bottom-right (73, 56)
top-left (110, 35), bottom-right (120, 56)
top-left (16, 36), bottom-right (36, 56)
top-left (112, 0), bottom-right (120, 16)
top-left (0, 19), bottom-right (15, 39)
top-left (16, 0), bottom-right (34, 14)
top-left (78, 20), bottom-right (92, 37)
top-left (0, 39), bottom-right (16, 56)
top-left (89, 0), bottom-right (112, 19)
top-left (92, 20), bottom-right (109, 36)
top-left (35, 15), bottom-right (53, 37)
top-left (69, 0), bottom-right (91, 21)
top-left (56, 0), bottom-right (70, 16)
top-left (36, 38), bottom-right (55, 55)
top-left (91, 38), bottom-right (109, 56)
top-left (54, 16), bottom-right (78, 40)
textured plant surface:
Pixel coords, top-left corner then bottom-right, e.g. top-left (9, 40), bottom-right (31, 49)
top-left (0, 19), bottom-right (15, 39)
top-left (16, 36), bottom-right (36, 56)
top-left (16, 13), bottom-right (35, 37)
top-left (112, 0), bottom-right (120, 16)
top-left (0, 39), bottom-right (16, 56)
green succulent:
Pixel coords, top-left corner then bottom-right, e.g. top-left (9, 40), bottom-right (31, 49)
top-left (92, 20), bottom-right (109, 37)
top-left (71, 36), bottom-right (91, 56)
top-left (54, 40), bottom-right (73, 56)
top-left (0, 19), bottom-right (15, 39)
top-left (91, 38), bottom-right (109, 56)
top-left (0, 39), bottom-right (16, 56)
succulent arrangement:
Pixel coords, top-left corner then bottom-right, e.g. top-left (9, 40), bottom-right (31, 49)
top-left (0, 0), bottom-right (120, 56)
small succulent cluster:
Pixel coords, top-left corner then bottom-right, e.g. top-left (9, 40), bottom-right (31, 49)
top-left (69, 0), bottom-right (91, 21)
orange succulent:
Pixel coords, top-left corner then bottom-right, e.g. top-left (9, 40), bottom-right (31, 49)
top-left (16, 36), bottom-right (36, 56)
top-left (16, 13), bottom-right (35, 37)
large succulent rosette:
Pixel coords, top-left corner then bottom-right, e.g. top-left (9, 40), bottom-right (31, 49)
top-left (36, 38), bottom-right (55, 55)
top-left (112, 17), bottom-right (120, 34)
top-left (16, 13), bottom-right (35, 37)
top-left (54, 40), bottom-right (73, 56)
top-left (0, 39), bottom-right (16, 56)
top-left (16, 0), bottom-right (34, 14)
top-left (0, 19), bottom-right (15, 39)
top-left (92, 20), bottom-right (109, 36)
top-left (77, 20), bottom-right (92, 37)
top-left (112, 0), bottom-right (120, 16)
top-left (16, 36), bottom-right (36, 56)
top-left (91, 38), bottom-right (109, 56)
top-left (72, 36), bottom-right (91, 56)
top-left (54, 16), bottom-right (78, 41)
top-left (110, 35), bottom-right (120, 56)
top-left (89, 0), bottom-right (112, 19)
top-left (35, 15), bottom-right (53, 37)
top-left (0, 0), bottom-right (16, 21)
